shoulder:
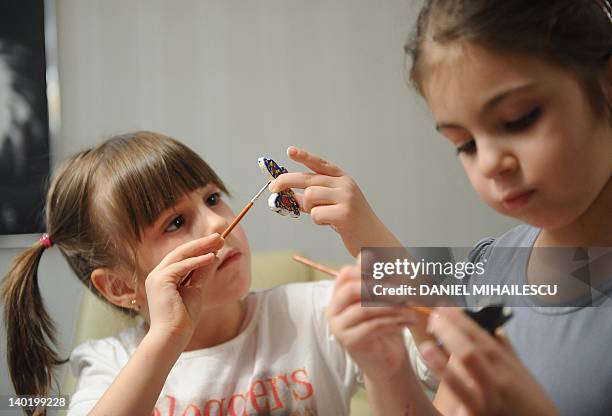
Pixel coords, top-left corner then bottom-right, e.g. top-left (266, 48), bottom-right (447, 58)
top-left (469, 224), bottom-right (539, 260)
top-left (492, 224), bottom-right (540, 247)
top-left (70, 322), bottom-right (144, 374)
top-left (68, 323), bottom-right (144, 415)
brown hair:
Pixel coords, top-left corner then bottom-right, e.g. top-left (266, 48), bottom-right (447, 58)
top-left (405, 0), bottom-right (612, 119)
top-left (1, 131), bottom-right (227, 413)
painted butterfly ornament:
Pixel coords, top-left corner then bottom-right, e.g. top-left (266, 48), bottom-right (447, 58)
top-left (257, 157), bottom-right (300, 218)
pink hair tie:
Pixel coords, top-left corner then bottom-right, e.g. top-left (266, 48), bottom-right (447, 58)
top-left (39, 233), bottom-right (53, 249)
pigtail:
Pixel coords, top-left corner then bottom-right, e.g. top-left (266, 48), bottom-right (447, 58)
top-left (1, 242), bottom-right (66, 415)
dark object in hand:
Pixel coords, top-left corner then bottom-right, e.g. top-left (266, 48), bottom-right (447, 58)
top-left (465, 305), bottom-right (513, 335)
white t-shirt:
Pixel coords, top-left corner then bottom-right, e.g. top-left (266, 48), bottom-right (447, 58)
top-left (68, 281), bottom-right (434, 415)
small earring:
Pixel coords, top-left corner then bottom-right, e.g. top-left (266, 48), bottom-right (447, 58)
top-left (130, 298), bottom-right (140, 311)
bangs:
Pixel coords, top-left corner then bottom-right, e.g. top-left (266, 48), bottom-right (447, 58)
top-left (94, 131), bottom-right (228, 242)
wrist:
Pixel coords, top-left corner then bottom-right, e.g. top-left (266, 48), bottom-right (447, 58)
top-left (357, 216), bottom-right (402, 249)
top-left (144, 326), bottom-right (191, 357)
top-left (364, 359), bottom-right (436, 416)
top-left (364, 353), bottom-right (412, 384)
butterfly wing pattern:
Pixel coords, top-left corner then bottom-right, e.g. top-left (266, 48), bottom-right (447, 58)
top-left (257, 157), bottom-right (300, 218)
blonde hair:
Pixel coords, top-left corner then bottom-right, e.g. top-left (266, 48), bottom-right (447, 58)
top-left (1, 131), bottom-right (227, 412)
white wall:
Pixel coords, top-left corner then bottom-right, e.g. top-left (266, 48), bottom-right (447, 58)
top-left (0, 0), bottom-right (517, 399)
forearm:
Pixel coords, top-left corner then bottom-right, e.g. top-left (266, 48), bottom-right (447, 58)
top-left (359, 216), bottom-right (403, 249)
top-left (355, 220), bottom-right (434, 346)
top-left (90, 331), bottom-right (185, 416)
top-left (344, 215), bottom-right (403, 258)
top-left (364, 361), bottom-right (440, 416)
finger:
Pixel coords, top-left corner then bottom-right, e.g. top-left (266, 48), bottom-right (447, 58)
top-left (310, 205), bottom-right (346, 226)
top-left (431, 308), bottom-right (494, 352)
top-left (421, 345), bottom-right (482, 413)
top-left (155, 234), bottom-right (223, 270)
top-left (419, 340), bottom-right (449, 375)
top-left (287, 146), bottom-right (344, 177)
top-left (178, 284), bottom-right (206, 321)
top-left (333, 303), bottom-right (415, 332)
top-left (327, 273), bottom-right (362, 318)
top-left (334, 262), bottom-right (362, 288)
top-left (269, 172), bottom-right (335, 193)
top-left (162, 253), bottom-right (217, 284)
top-left (428, 310), bottom-right (480, 358)
top-left (428, 309), bottom-right (498, 385)
top-left (178, 259), bottom-right (209, 290)
top-left (292, 192), bottom-right (308, 213)
top-left (301, 186), bottom-right (339, 213)
top-left (339, 315), bottom-right (411, 346)
top-left (494, 328), bottom-right (516, 353)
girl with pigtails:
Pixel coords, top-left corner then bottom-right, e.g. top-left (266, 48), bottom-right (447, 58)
top-left (2, 132), bottom-right (437, 415)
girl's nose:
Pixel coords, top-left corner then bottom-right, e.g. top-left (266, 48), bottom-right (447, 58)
top-left (201, 208), bottom-right (230, 236)
top-left (477, 141), bottom-right (518, 179)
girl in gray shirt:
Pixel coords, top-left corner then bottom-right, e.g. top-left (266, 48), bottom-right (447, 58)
top-left (270, 1), bottom-right (612, 415)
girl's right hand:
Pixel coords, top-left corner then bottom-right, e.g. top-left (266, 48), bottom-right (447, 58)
top-left (423, 307), bottom-right (559, 416)
top-left (145, 233), bottom-right (223, 345)
top-left (269, 147), bottom-right (402, 257)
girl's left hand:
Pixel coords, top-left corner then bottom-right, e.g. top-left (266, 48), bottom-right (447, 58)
top-left (422, 307), bottom-right (559, 416)
top-left (269, 146), bottom-right (401, 256)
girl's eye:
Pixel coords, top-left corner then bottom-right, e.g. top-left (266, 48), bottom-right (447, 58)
top-left (206, 192), bottom-right (221, 206)
top-left (165, 215), bottom-right (185, 232)
top-left (504, 107), bottom-right (541, 132)
top-left (456, 140), bottom-right (477, 155)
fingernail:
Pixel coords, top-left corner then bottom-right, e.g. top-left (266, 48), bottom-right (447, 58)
top-left (287, 146), bottom-right (298, 156)
top-left (436, 306), bottom-right (455, 317)
top-left (399, 307), bottom-right (416, 319)
top-left (426, 312), bottom-right (440, 334)
top-left (418, 341), bottom-right (436, 361)
top-left (397, 314), bottom-right (415, 324)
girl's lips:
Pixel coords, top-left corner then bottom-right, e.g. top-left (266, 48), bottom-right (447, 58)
top-left (218, 249), bottom-right (241, 270)
top-left (502, 190), bottom-right (535, 211)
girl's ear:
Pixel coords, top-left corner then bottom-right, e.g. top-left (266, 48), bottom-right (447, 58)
top-left (91, 268), bottom-right (137, 309)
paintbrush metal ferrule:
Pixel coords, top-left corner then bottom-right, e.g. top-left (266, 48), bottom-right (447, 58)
top-left (251, 180), bottom-right (271, 203)
top-left (222, 181), bottom-right (271, 239)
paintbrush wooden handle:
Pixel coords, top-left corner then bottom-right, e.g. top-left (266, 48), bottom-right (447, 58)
top-left (222, 201), bottom-right (253, 239)
top-left (292, 255), bottom-right (339, 277)
top-left (291, 254), bottom-right (433, 316)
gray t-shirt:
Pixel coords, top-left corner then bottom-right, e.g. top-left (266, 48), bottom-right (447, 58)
top-left (467, 225), bottom-right (612, 416)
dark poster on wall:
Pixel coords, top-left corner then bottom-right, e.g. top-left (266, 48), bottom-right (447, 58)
top-left (0, 0), bottom-right (50, 235)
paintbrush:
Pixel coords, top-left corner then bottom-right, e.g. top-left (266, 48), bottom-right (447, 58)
top-left (291, 254), bottom-right (513, 333)
top-left (222, 180), bottom-right (271, 238)
top-left (292, 254), bottom-right (434, 317)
